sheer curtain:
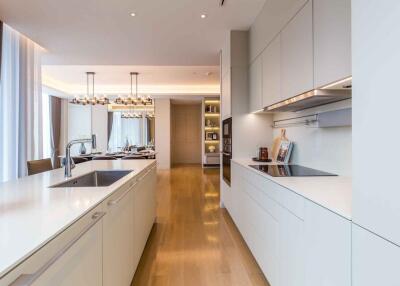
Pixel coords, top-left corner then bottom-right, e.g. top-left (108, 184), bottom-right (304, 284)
top-left (0, 24), bottom-right (43, 182)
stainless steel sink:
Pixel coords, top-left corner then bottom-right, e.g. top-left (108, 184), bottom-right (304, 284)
top-left (50, 170), bottom-right (133, 188)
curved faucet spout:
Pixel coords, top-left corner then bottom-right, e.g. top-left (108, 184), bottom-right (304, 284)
top-left (65, 135), bottom-right (97, 177)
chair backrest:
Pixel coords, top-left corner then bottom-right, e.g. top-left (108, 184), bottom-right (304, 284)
top-left (92, 156), bottom-right (117, 160)
top-left (27, 158), bottom-right (53, 176)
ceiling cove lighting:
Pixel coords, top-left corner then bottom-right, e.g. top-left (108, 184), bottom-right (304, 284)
top-left (71, 72), bottom-right (110, 105)
top-left (114, 72), bottom-right (153, 106)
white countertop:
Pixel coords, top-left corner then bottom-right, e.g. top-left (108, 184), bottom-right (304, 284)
top-left (0, 159), bottom-right (156, 278)
top-left (232, 158), bottom-right (352, 220)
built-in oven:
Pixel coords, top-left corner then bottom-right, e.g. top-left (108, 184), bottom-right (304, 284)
top-left (222, 117), bottom-right (232, 186)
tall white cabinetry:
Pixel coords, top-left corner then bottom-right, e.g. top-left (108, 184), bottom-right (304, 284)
top-left (352, 225), bottom-right (400, 286)
top-left (352, 0), bottom-right (400, 284)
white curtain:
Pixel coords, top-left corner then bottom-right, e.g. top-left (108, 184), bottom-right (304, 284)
top-left (0, 24), bottom-right (43, 182)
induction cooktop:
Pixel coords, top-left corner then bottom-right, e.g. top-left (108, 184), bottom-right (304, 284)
top-left (249, 164), bottom-right (337, 177)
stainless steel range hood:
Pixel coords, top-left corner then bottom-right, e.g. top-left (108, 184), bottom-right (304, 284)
top-left (265, 89), bottom-right (351, 112)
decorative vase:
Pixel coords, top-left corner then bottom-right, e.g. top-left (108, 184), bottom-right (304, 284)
top-left (79, 143), bottom-right (86, 155)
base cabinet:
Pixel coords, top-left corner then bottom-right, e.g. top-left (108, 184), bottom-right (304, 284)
top-left (352, 224), bottom-right (400, 286)
top-left (304, 201), bottom-right (351, 286)
top-left (230, 162), bottom-right (351, 286)
top-left (0, 205), bottom-right (104, 286)
top-left (103, 180), bottom-right (135, 286)
top-left (0, 164), bottom-right (157, 286)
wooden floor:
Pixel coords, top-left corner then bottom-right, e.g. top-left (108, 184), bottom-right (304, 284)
top-left (131, 164), bottom-right (270, 286)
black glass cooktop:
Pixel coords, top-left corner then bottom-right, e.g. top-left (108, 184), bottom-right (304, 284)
top-left (249, 164), bottom-right (337, 177)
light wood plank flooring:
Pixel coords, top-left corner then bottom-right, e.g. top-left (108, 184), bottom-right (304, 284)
top-left (131, 164), bottom-right (270, 286)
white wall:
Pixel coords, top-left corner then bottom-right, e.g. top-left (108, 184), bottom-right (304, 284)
top-left (155, 99), bottom-right (171, 169)
top-left (272, 100), bottom-right (352, 176)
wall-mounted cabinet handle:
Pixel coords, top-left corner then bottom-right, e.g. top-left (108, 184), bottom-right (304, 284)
top-left (107, 181), bottom-right (137, 206)
top-left (9, 211), bottom-right (106, 286)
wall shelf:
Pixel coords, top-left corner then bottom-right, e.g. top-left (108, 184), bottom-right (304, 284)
top-left (202, 97), bottom-right (221, 168)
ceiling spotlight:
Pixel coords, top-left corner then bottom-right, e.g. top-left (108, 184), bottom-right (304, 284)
top-left (130, 12), bottom-right (136, 17)
top-left (201, 14), bottom-right (207, 19)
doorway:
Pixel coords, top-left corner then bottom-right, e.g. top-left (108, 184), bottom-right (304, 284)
top-left (171, 101), bottom-right (202, 165)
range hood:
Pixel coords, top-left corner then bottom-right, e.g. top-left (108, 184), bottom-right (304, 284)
top-left (265, 89), bottom-right (351, 112)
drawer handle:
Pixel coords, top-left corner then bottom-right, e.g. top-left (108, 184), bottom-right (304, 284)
top-left (9, 212), bottom-right (106, 286)
top-left (107, 181), bottom-right (137, 206)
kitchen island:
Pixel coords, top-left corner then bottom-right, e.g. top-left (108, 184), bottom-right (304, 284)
top-left (0, 159), bottom-right (156, 285)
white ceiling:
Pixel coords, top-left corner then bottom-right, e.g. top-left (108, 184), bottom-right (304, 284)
top-left (42, 65), bottom-right (220, 96)
top-left (0, 0), bottom-right (265, 65)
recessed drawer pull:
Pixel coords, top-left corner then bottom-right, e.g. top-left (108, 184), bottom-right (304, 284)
top-left (107, 180), bottom-right (137, 206)
top-left (9, 211), bottom-right (106, 286)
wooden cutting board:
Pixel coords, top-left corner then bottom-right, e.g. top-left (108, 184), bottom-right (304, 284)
top-left (271, 129), bottom-right (289, 161)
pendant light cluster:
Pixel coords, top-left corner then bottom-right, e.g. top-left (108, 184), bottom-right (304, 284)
top-left (71, 72), bottom-right (110, 105)
top-left (71, 72), bottom-right (152, 106)
top-left (114, 72), bottom-right (153, 106)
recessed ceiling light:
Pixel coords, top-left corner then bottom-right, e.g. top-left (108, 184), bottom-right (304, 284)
top-left (201, 14), bottom-right (207, 19)
top-left (130, 12), bottom-right (136, 17)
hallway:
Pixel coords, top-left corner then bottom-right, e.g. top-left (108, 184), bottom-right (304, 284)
top-left (131, 165), bottom-right (270, 286)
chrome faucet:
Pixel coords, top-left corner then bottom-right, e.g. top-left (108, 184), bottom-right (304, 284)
top-left (65, 135), bottom-right (97, 177)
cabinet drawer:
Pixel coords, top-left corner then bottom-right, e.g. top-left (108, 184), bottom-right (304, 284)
top-left (0, 204), bottom-right (104, 286)
top-left (237, 163), bottom-right (305, 219)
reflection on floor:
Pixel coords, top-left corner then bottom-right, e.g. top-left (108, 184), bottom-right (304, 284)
top-left (131, 164), bottom-right (270, 286)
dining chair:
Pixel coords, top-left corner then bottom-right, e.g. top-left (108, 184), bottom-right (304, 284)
top-left (27, 158), bottom-right (53, 176)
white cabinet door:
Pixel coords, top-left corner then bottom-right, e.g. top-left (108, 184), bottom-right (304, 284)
top-left (313, 0), bottom-right (351, 87)
top-left (221, 70), bottom-right (231, 120)
top-left (0, 206), bottom-right (103, 286)
top-left (352, 224), bottom-right (400, 286)
top-left (262, 35), bottom-right (281, 108)
top-left (278, 207), bottom-right (305, 286)
top-left (249, 56), bottom-right (263, 113)
top-left (304, 201), bottom-right (351, 286)
top-left (103, 181), bottom-right (135, 286)
top-left (353, 0), bottom-right (400, 246)
top-left (133, 167), bottom-right (157, 271)
top-left (281, 0), bottom-right (313, 99)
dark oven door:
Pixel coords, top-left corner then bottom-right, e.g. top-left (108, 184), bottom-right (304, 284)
top-left (222, 153), bottom-right (231, 186)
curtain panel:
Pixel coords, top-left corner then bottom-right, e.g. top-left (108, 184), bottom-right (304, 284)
top-left (107, 111), bottom-right (113, 149)
top-left (49, 96), bottom-right (62, 168)
top-left (0, 24), bottom-right (43, 182)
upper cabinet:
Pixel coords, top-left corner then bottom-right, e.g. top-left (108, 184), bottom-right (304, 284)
top-left (281, 1), bottom-right (313, 99)
top-left (247, 0), bottom-right (351, 111)
top-left (249, 56), bottom-right (263, 112)
top-left (262, 35), bottom-right (281, 107)
top-left (313, 0), bottom-right (351, 88)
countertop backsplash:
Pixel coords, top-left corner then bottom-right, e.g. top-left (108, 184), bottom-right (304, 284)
top-left (272, 100), bottom-right (352, 176)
